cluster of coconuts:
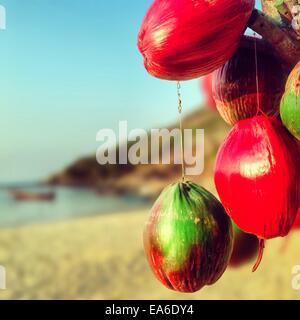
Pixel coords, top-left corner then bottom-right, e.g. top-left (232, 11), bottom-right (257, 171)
top-left (138, 0), bottom-right (300, 293)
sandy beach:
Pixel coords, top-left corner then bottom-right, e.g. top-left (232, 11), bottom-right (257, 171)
top-left (0, 209), bottom-right (299, 300)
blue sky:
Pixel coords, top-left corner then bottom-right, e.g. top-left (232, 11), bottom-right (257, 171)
top-left (0, 0), bottom-right (262, 182)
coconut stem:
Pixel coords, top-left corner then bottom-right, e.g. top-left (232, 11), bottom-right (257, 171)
top-left (252, 238), bottom-right (265, 272)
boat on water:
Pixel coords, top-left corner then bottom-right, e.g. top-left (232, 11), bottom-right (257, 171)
top-left (10, 190), bottom-right (56, 202)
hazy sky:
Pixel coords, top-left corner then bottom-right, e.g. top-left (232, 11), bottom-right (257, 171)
top-left (0, 0), bottom-right (262, 183)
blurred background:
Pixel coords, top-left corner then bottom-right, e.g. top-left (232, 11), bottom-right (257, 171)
top-left (0, 0), bottom-right (299, 300)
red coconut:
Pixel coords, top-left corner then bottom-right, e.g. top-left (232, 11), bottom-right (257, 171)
top-left (214, 116), bottom-right (299, 249)
top-left (212, 37), bottom-right (285, 125)
top-left (292, 210), bottom-right (300, 230)
top-left (201, 74), bottom-right (216, 110)
top-left (138, 0), bottom-right (255, 80)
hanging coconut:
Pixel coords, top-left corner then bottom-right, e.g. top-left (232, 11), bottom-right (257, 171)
top-left (144, 182), bottom-right (233, 293)
top-left (229, 222), bottom-right (259, 268)
top-left (201, 74), bottom-right (216, 110)
top-left (212, 37), bottom-right (285, 125)
top-left (214, 116), bottom-right (299, 241)
top-left (292, 209), bottom-right (300, 230)
top-left (280, 62), bottom-right (300, 140)
top-left (138, 0), bottom-right (255, 80)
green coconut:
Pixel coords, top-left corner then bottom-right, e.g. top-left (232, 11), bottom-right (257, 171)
top-left (280, 62), bottom-right (300, 140)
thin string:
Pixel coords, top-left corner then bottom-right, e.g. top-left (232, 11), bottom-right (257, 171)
top-left (254, 35), bottom-right (261, 116)
top-left (252, 33), bottom-right (266, 273)
top-left (177, 81), bottom-right (186, 182)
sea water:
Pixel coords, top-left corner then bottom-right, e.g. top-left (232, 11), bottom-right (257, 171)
top-left (0, 186), bottom-right (148, 227)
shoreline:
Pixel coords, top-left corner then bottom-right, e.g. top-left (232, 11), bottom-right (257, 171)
top-left (0, 205), bottom-right (151, 230)
top-left (0, 185), bottom-right (152, 229)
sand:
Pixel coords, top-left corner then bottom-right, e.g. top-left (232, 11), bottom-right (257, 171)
top-left (0, 210), bottom-right (299, 300)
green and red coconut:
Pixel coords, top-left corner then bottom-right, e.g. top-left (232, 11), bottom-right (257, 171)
top-left (144, 182), bottom-right (233, 293)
